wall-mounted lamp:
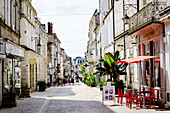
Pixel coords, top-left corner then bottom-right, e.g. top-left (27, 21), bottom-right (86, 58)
top-left (122, 14), bottom-right (130, 24)
top-left (37, 43), bottom-right (41, 54)
top-left (122, 0), bottom-right (139, 24)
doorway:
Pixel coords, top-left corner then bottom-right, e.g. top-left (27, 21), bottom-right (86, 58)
top-left (0, 60), bottom-right (3, 106)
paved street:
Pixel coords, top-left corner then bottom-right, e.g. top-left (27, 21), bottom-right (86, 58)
top-left (0, 82), bottom-right (170, 113)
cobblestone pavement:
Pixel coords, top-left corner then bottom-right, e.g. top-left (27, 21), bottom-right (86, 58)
top-left (0, 82), bottom-right (170, 113)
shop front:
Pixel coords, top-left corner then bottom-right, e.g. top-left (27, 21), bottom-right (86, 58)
top-left (128, 22), bottom-right (165, 105)
top-left (0, 37), bottom-right (6, 106)
top-left (5, 40), bottom-right (24, 95)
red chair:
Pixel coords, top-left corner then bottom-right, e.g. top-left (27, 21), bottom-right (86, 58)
top-left (129, 91), bottom-right (142, 109)
top-left (120, 89), bottom-right (128, 104)
top-left (126, 91), bottom-right (130, 107)
top-left (117, 89), bottom-right (120, 103)
top-left (144, 88), bottom-right (161, 108)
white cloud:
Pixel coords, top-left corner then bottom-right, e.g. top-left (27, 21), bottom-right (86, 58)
top-left (32, 0), bottom-right (98, 58)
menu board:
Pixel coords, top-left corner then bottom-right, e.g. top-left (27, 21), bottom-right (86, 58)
top-left (103, 85), bottom-right (115, 101)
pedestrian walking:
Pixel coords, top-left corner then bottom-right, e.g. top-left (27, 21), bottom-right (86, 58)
top-left (71, 78), bottom-right (74, 85)
top-left (63, 77), bottom-right (66, 86)
top-left (57, 77), bottom-right (60, 86)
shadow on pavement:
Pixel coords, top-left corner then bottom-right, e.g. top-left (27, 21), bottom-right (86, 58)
top-left (45, 99), bottom-right (115, 113)
top-left (48, 87), bottom-right (76, 97)
top-left (0, 98), bottom-right (115, 113)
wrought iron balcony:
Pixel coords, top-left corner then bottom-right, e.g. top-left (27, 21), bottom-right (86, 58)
top-left (129, 2), bottom-right (166, 34)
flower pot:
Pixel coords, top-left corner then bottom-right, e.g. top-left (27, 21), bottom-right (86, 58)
top-left (39, 86), bottom-right (45, 92)
top-left (3, 93), bottom-right (17, 107)
top-left (21, 88), bottom-right (31, 97)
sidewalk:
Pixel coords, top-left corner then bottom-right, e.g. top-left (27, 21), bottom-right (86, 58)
top-left (81, 82), bottom-right (170, 113)
top-left (0, 82), bottom-right (169, 113)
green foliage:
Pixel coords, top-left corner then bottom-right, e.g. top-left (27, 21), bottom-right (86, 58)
top-left (59, 80), bottom-right (62, 85)
top-left (83, 73), bottom-right (89, 82)
top-left (98, 81), bottom-right (107, 86)
top-left (111, 80), bottom-right (125, 87)
top-left (0, 17), bottom-right (5, 25)
top-left (38, 80), bottom-right (46, 86)
top-left (10, 74), bottom-right (13, 79)
top-left (65, 76), bottom-right (68, 80)
top-left (80, 62), bottom-right (86, 74)
top-left (85, 73), bottom-right (96, 87)
top-left (96, 51), bottom-right (127, 82)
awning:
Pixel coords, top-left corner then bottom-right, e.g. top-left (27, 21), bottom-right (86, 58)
top-left (155, 59), bottom-right (160, 63)
top-left (116, 56), bottom-right (157, 64)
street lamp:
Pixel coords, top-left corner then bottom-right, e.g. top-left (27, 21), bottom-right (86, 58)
top-left (122, 0), bottom-right (139, 24)
top-left (122, 14), bottom-right (130, 24)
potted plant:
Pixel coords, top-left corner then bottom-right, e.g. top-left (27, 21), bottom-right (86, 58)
top-left (21, 84), bottom-right (31, 97)
top-left (3, 82), bottom-right (17, 107)
top-left (38, 80), bottom-right (46, 92)
top-left (3, 90), bottom-right (17, 107)
top-left (47, 82), bottom-right (51, 87)
top-left (96, 51), bottom-right (127, 94)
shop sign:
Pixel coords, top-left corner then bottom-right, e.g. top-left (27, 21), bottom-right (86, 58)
top-left (30, 59), bottom-right (36, 64)
top-left (6, 41), bottom-right (24, 57)
top-left (14, 67), bottom-right (21, 88)
top-left (103, 82), bottom-right (116, 102)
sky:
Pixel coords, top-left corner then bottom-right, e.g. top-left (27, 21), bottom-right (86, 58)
top-left (32, 0), bottom-right (99, 59)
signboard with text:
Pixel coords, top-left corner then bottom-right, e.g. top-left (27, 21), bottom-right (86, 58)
top-left (103, 82), bottom-right (116, 101)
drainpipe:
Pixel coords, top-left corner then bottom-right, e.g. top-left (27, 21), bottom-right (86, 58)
top-left (123, 0), bottom-right (126, 59)
top-left (162, 23), bottom-right (166, 104)
top-left (112, 0), bottom-right (115, 53)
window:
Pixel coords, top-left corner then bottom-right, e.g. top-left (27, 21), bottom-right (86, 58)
top-left (15, 4), bottom-right (18, 32)
top-left (143, 0), bottom-right (146, 6)
top-left (154, 41), bottom-right (160, 54)
top-left (10, 0), bottom-right (14, 28)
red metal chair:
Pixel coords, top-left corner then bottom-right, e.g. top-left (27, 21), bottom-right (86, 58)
top-left (126, 90), bottom-right (130, 107)
top-left (120, 89), bottom-right (128, 104)
top-left (144, 88), bottom-right (161, 108)
top-left (129, 91), bottom-right (142, 109)
top-left (117, 89), bottom-right (120, 103)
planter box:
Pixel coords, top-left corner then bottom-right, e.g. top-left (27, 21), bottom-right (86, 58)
top-left (3, 94), bottom-right (17, 107)
top-left (39, 86), bottom-right (45, 92)
top-left (112, 84), bottom-right (124, 94)
top-left (21, 88), bottom-right (31, 97)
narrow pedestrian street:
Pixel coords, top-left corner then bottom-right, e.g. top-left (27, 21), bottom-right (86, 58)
top-left (0, 82), bottom-right (169, 113)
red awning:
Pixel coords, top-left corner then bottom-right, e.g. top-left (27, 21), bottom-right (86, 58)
top-left (155, 59), bottom-right (160, 63)
top-left (116, 56), bottom-right (157, 64)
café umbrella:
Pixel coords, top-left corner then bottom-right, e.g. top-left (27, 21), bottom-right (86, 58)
top-left (116, 56), bottom-right (157, 87)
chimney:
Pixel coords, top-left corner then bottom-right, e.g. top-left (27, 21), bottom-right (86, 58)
top-left (48, 22), bottom-right (53, 34)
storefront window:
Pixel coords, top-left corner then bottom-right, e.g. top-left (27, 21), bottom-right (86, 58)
top-left (154, 40), bottom-right (160, 87)
top-left (145, 44), bottom-right (150, 86)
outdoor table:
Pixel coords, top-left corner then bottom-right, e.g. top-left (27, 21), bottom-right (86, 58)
top-left (124, 89), bottom-right (137, 95)
top-left (135, 91), bottom-right (151, 108)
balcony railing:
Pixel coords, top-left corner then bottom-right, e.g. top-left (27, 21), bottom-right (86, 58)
top-left (129, 2), bottom-right (166, 34)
